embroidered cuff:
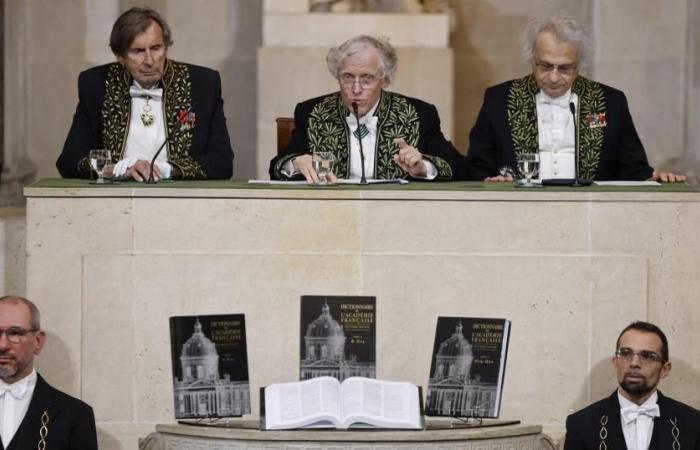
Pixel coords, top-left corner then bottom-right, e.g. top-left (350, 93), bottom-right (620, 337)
top-left (155, 161), bottom-right (172, 180)
top-left (412, 160), bottom-right (437, 180)
top-left (113, 157), bottom-right (138, 179)
top-left (281, 159), bottom-right (300, 179)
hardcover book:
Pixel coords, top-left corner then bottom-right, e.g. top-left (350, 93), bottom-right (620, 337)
top-left (425, 316), bottom-right (511, 418)
top-left (263, 376), bottom-right (423, 430)
top-left (300, 295), bottom-right (376, 382)
top-left (169, 314), bottom-right (251, 419)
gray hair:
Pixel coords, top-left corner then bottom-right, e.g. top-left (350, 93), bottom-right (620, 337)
top-left (110, 7), bottom-right (174, 57)
top-left (326, 35), bottom-right (398, 84)
top-left (0, 295), bottom-right (41, 330)
top-left (522, 17), bottom-right (592, 69)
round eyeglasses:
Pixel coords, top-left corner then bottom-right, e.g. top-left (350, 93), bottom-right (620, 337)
top-left (339, 73), bottom-right (379, 90)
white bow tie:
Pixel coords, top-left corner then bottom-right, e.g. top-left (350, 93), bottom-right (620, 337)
top-left (0, 383), bottom-right (27, 400)
top-left (129, 85), bottom-right (163, 101)
top-left (540, 92), bottom-right (571, 109)
top-left (347, 116), bottom-right (378, 133)
top-left (621, 404), bottom-right (660, 424)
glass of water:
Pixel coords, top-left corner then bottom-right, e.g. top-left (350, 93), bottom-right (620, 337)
top-left (89, 149), bottom-right (112, 184)
top-left (312, 151), bottom-right (335, 185)
top-left (515, 153), bottom-right (540, 187)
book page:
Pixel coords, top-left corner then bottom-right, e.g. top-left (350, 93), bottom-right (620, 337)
top-left (264, 377), bottom-right (341, 429)
top-left (340, 377), bottom-right (421, 429)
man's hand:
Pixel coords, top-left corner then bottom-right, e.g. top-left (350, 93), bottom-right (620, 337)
top-left (393, 138), bottom-right (427, 177)
top-left (126, 159), bottom-right (161, 182)
top-left (484, 175), bottom-right (514, 182)
top-left (292, 154), bottom-right (337, 184)
top-left (650, 170), bottom-right (686, 183)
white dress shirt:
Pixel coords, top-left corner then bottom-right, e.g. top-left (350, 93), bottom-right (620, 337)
top-left (283, 99), bottom-right (436, 180)
top-left (536, 89), bottom-right (578, 179)
top-left (619, 390), bottom-right (660, 450)
top-left (346, 102), bottom-right (380, 179)
top-left (0, 369), bottom-right (37, 447)
top-left (115, 81), bottom-right (172, 179)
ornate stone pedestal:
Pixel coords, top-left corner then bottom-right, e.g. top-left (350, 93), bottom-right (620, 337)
top-left (140, 419), bottom-right (555, 450)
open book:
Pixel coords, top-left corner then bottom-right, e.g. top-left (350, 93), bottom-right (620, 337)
top-left (263, 376), bottom-right (423, 430)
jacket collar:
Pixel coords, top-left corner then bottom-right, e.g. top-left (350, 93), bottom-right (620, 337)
top-left (3, 374), bottom-right (54, 450)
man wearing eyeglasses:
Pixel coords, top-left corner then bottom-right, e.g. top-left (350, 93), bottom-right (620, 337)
top-left (465, 17), bottom-right (685, 183)
top-left (0, 295), bottom-right (97, 449)
top-left (57, 7), bottom-right (234, 182)
top-left (269, 35), bottom-right (467, 182)
top-left (564, 321), bottom-right (700, 450)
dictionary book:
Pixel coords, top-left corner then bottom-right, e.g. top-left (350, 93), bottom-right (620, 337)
top-left (169, 314), bottom-right (251, 419)
top-left (262, 376), bottom-right (423, 430)
top-left (299, 295), bottom-right (376, 382)
top-left (424, 316), bottom-right (511, 418)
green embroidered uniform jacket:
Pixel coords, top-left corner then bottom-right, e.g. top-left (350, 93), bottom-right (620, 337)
top-left (58, 60), bottom-right (233, 180)
top-left (465, 75), bottom-right (653, 181)
top-left (269, 91), bottom-right (467, 180)
top-left (564, 391), bottom-right (700, 450)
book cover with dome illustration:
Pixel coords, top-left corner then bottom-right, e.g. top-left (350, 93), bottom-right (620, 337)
top-left (169, 314), bottom-right (251, 419)
top-left (425, 316), bottom-right (511, 418)
top-left (300, 296), bottom-right (376, 382)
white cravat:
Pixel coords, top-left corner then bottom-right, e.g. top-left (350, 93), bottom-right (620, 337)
top-left (619, 391), bottom-right (659, 450)
top-left (346, 101), bottom-right (380, 179)
top-left (536, 89), bottom-right (578, 179)
top-left (0, 369), bottom-right (37, 448)
top-left (115, 81), bottom-right (172, 179)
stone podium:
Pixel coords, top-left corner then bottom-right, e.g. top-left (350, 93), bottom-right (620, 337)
top-left (23, 179), bottom-right (700, 449)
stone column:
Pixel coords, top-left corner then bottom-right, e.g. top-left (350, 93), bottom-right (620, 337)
top-left (2, 0), bottom-right (34, 205)
top-left (684, 0), bottom-right (700, 183)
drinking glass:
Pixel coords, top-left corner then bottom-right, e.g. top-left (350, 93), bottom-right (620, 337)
top-left (89, 149), bottom-right (112, 184)
top-left (312, 152), bottom-right (335, 185)
top-left (515, 153), bottom-right (540, 187)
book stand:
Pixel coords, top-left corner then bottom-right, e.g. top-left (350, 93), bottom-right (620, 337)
top-left (177, 414), bottom-right (245, 428)
top-left (448, 416), bottom-right (483, 428)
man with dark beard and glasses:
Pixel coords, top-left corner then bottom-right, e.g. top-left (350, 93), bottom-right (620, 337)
top-left (564, 321), bottom-right (700, 450)
top-left (0, 296), bottom-right (97, 449)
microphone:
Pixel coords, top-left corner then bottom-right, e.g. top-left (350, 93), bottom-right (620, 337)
top-left (569, 101), bottom-right (590, 187)
top-left (541, 103), bottom-right (593, 187)
top-left (145, 139), bottom-right (168, 184)
top-left (351, 101), bottom-right (368, 184)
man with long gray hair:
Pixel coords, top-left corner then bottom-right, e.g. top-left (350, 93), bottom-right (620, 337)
top-left (0, 295), bottom-right (97, 449)
top-left (269, 35), bottom-right (467, 182)
top-left (465, 17), bottom-right (684, 183)
top-left (58, 7), bottom-right (233, 181)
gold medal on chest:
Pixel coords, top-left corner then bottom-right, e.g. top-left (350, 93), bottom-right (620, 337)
top-left (141, 98), bottom-right (155, 127)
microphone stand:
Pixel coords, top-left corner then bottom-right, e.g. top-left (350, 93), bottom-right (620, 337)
top-left (569, 102), bottom-right (583, 187)
top-left (146, 140), bottom-right (168, 184)
top-left (351, 101), bottom-right (368, 184)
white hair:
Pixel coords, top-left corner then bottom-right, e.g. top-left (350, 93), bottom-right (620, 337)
top-left (326, 35), bottom-right (398, 84)
top-left (522, 17), bottom-right (593, 69)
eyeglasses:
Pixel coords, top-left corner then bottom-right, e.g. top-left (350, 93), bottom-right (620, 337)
top-left (0, 327), bottom-right (38, 344)
top-left (340, 73), bottom-right (380, 89)
top-left (615, 347), bottom-right (665, 364)
top-left (534, 59), bottom-right (577, 76)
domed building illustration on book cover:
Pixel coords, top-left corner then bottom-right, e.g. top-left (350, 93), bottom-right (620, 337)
top-left (425, 317), bottom-right (511, 418)
top-left (300, 296), bottom-right (376, 381)
top-left (169, 314), bottom-right (251, 419)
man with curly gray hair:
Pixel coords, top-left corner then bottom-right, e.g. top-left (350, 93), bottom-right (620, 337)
top-left (270, 35), bottom-right (467, 182)
top-left (465, 17), bottom-right (684, 183)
